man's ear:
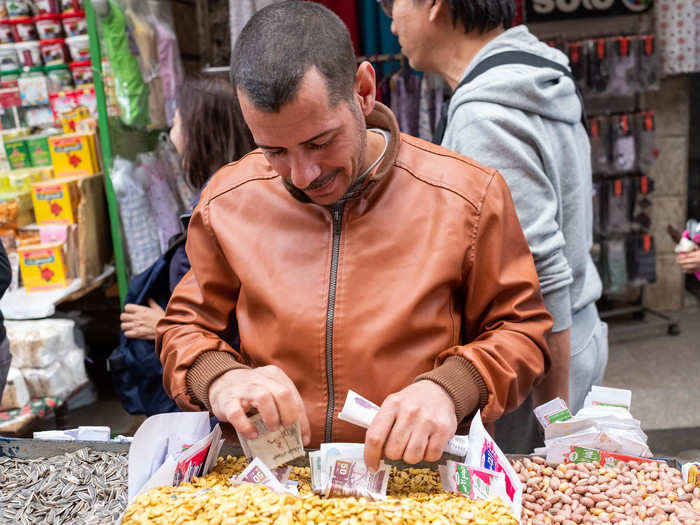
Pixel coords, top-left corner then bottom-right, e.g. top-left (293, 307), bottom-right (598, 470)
top-left (354, 61), bottom-right (376, 117)
top-left (429, 0), bottom-right (448, 24)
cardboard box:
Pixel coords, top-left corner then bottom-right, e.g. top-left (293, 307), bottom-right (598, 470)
top-left (48, 133), bottom-right (99, 177)
top-left (18, 242), bottom-right (69, 291)
top-left (26, 134), bottom-right (54, 167)
top-left (31, 177), bottom-right (81, 225)
top-left (4, 139), bottom-right (30, 170)
top-left (61, 106), bottom-right (91, 134)
top-left (8, 167), bottom-right (51, 193)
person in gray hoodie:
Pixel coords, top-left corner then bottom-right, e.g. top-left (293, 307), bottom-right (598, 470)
top-left (384, 0), bottom-right (608, 450)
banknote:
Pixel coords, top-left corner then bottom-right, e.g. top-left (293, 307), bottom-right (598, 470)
top-left (236, 413), bottom-right (305, 468)
top-left (325, 458), bottom-right (390, 500)
top-left (230, 457), bottom-right (298, 496)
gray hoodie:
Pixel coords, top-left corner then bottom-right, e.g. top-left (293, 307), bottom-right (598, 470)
top-left (442, 25), bottom-right (602, 349)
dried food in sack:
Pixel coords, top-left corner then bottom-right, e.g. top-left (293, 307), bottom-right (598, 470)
top-left (588, 115), bottom-right (612, 175)
top-left (627, 233), bottom-right (656, 285)
top-left (606, 36), bottom-right (639, 96)
top-left (0, 366), bottom-right (30, 410)
top-left (611, 114), bottom-right (636, 173)
top-left (111, 156), bottom-right (161, 275)
top-left (586, 38), bottom-right (610, 94)
top-left (637, 34), bottom-right (660, 91)
top-left (5, 320), bottom-right (62, 368)
top-left (635, 111), bottom-right (656, 172)
top-left (21, 358), bottom-right (74, 398)
top-left (566, 41), bottom-right (588, 95)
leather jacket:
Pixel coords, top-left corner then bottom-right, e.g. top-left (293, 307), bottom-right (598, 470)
top-left (157, 103), bottom-right (552, 447)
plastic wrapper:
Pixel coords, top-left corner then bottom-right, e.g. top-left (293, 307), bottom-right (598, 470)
top-left (603, 237), bottom-right (628, 293)
top-left (588, 115), bottom-right (611, 175)
top-left (631, 175), bottom-right (653, 232)
top-left (136, 152), bottom-right (181, 252)
top-left (5, 320), bottom-right (62, 368)
top-left (635, 111), bottom-right (656, 173)
top-left (62, 346), bottom-right (88, 391)
top-left (0, 366), bottom-right (30, 410)
top-left (439, 460), bottom-right (508, 504)
top-left (111, 156), bottom-right (161, 275)
top-left (606, 36), bottom-right (639, 96)
top-left (611, 114), bottom-right (636, 173)
top-left (586, 38), bottom-right (610, 95)
top-left (626, 233), bottom-right (656, 285)
top-left (605, 178), bottom-right (632, 234)
top-left (637, 34), bottom-right (660, 91)
top-left (21, 359), bottom-right (73, 399)
top-left (566, 41), bottom-right (587, 96)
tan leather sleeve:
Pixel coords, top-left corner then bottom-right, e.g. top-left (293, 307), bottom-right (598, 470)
top-left (156, 198), bottom-right (245, 411)
top-left (433, 171), bottom-right (553, 424)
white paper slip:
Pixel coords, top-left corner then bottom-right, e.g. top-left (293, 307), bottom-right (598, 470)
top-left (533, 397), bottom-right (572, 428)
top-left (338, 389), bottom-right (469, 457)
top-left (236, 413), bottom-right (305, 468)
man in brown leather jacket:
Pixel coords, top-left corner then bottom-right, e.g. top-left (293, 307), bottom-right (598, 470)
top-left (157, 1), bottom-right (552, 470)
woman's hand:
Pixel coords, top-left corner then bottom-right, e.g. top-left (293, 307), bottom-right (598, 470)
top-left (120, 299), bottom-right (166, 340)
top-left (677, 246), bottom-right (700, 274)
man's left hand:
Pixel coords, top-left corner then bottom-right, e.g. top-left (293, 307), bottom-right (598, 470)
top-left (364, 380), bottom-right (457, 471)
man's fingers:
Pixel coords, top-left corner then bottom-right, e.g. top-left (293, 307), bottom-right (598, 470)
top-left (147, 298), bottom-right (164, 311)
top-left (267, 382), bottom-right (298, 429)
top-left (402, 430), bottom-right (429, 465)
top-left (383, 414), bottom-right (411, 461)
top-left (299, 407), bottom-right (311, 446)
top-left (249, 386), bottom-right (282, 431)
top-left (424, 431), bottom-right (448, 463)
top-left (364, 405), bottom-right (397, 472)
top-left (217, 398), bottom-right (258, 439)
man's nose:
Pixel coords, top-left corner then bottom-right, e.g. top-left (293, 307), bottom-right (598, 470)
top-left (289, 154), bottom-right (321, 189)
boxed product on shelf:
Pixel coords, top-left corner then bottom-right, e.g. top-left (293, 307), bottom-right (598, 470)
top-left (0, 43), bottom-right (19, 71)
top-left (61, 11), bottom-right (85, 37)
top-left (69, 58), bottom-right (90, 87)
top-left (4, 136), bottom-right (29, 168)
top-left (11, 17), bottom-right (38, 42)
top-left (65, 33), bottom-right (87, 61)
top-left (26, 132), bottom-right (58, 166)
top-left (18, 65), bottom-right (49, 105)
top-left (34, 0), bottom-right (62, 15)
top-left (59, 103), bottom-right (88, 132)
top-left (15, 39), bottom-right (42, 67)
top-left (0, 189), bottom-right (33, 228)
top-left (48, 131), bottom-right (98, 176)
top-left (61, 0), bottom-right (84, 14)
top-left (7, 2), bottom-right (32, 18)
top-left (35, 13), bottom-right (63, 40)
top-left (31, 176), bottom-right (81, 224)
top-left (40, 37), bottom-right (68, 65)
top-left (17, 241), bottom-right (69, 291)
top-left (46, 63), bottom-right (73, 92)
top-left (8, 166), bottom-right (51, 191)
top-left (0, 20), bottom-right (13, 44)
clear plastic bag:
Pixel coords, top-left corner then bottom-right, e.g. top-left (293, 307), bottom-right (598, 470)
top-left (635, 111), bottom-right (656, 173)
top-left (0, 367), bottom-right (30, 410)
top-left (137, 151), bottom-right (181, 251)
top-left (111, 156), bottom-right (162, 275)
top-left (21, 359), bottom-right (74, 399)
top-left (62, 346), bottom-right (89, 392)
top-left (606, 36), bottom-right (639, 97)
top-left (637, 35), bottom-right (660, 92)
top-left (586, 38), bottom-right (611, 95)
top-left (589, 115), bottom-right (612, 176)
top-left (5, 321), bottom-right (62, 368)
top-left (611, 114), bottom-right (636, 174)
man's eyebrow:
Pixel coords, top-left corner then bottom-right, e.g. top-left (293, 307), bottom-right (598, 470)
top-left (257, 127), bottom-right (339, 150)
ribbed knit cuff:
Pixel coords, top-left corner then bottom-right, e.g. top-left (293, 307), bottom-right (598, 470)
top-left (186, 351), bottom-right (249, 410)
top-left (414, 356), bottom-right (489, 422)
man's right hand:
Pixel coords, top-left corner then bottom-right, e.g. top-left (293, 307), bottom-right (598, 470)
top-left (208, 365), bottom-right (311, 446)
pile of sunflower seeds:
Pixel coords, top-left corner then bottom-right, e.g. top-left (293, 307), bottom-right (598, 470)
top-left (0, 447), bottom-right (128, 524)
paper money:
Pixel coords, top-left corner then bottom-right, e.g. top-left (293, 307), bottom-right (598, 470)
top-left (325, 458), bottom-right (390, 500)
top-left (309, 451), bottom-right (323, 493)
top-left (338, 390), bottom-right (470, 457)
top-left (319, 443), bottom-right (365, 491)
top-left (236, 413), bottom-right (305, 468)
top-left (230, 457), bottom-right (298, 496)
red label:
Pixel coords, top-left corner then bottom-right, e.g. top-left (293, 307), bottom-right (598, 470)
top-left (619, 36), bottom-right (629, 57)
top-left (644, 35), bottom-right (654, 56)
top-left (643, 234), bottom-right (651, 252)
top-left (640, 176), bottom-right (648, 195)
top-left (591, 118), bottom-right (599, 138)
top-left (644, 112), bottom-right (654, 132)
top-left (597, 39), bottom-right (606, 60)
top-left (615, 180), bottom-right (622, 196)
top-left (620, 115), bottom-right (629, 135)
top-left (569, 43), bottom-right (580, 63)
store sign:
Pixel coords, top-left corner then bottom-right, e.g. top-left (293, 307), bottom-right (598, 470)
top-left (526, 0), bottom-right (653, 22)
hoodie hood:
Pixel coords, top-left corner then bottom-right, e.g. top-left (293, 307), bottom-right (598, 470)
top-left (451, 25), bottom-right (581, 125)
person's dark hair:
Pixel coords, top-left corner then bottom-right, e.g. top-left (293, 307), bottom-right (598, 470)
top-left (439, 0), bottom-right (515, 33)
top-left (176, 78), bottom-right (255, 189)
top-left (231, 1), bottom-right (356, 112)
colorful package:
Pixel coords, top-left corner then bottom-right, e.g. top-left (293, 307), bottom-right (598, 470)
top-left (31, 176), bottom-right (80, 225)
top-left (4, 137), bottom-right (29, 169)
top-left (683, 463), bottom-right (700, 487)
top-left (48, 132), bottom-right (98, 176)
top-left (18, 241), bottom-right (68, 291)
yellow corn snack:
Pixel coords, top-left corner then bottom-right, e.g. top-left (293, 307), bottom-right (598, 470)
top-left (123, 456), bottom-right (518, 524)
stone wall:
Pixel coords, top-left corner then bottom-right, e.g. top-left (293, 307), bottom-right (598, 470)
top-left (642, 76), bottom-right (691, 311)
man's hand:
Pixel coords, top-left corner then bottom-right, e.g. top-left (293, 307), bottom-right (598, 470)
top-left (208, 365), bottom-right (311, 446)
top-left (364, 381), bottom-right (457, 471)
top-left (677, 246), bottom-right (700, 273)
top-left (120, 299), bottom-right (165, 340)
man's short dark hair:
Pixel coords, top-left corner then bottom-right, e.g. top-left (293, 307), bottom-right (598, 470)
top-left (231, 1), bottom-right (356, 112)
top-left (441, 0), bottom-right (515, 34)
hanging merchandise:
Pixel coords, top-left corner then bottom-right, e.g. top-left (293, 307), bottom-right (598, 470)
top-left (636, 34), bottom-right (660, 91)
top-left (417, 72), bottom-right (445, 142)
top-left (111, 156), bottom-right (161, 275)
top-left (654, 0), bottom-right (700, 75)
top-left (626, 233), bottom-right (656, 285)
top-left (228, 0), bottom-right (280, 62)
top-left (586, 38), bottom-right (610, 95)
top-left (634, 111), bottom-right (656, 173)
top-left (124, 0), bottom-right (166, 129)
top-left (566, 41), bottom-right (587, 95)
top-left (588, 115), bottom-right (611, 176)
top-left (606, 36), bottom-right (639, 97)
top-left (631, 175), bottom-right (653, 232)
top-left (100, 0), bottom-right (149, 127)
top-left (611, 114), bottom-right (635, 174)
top-left (603, 238), bottom-right (628, 294)
top-left (605, 178), bottom-right (632, 234)
top-left (389, 66), bottom-right (421, 136)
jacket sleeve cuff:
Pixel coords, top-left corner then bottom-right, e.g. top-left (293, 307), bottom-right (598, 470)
top-left (186, 351), bottom-right (249, 410)
top-left (542, 285), bottom-right (573, 333)
top-left (414, 355), bottom-right (489, 423)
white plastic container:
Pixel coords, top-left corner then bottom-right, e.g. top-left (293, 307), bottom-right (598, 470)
top-left (65, 33), bottom-right (88, 62)
top-left (34, 14), bottom-right (63, 40)
top-left (61, 11), bottom-right (85, 37)
top-left (0, 20), bottom-right (14, 44)
top-left (0, 43), bottom-right (19, 71)
top-left (10, 16), bottom-right (37, 42)
top-left (33, 0), bottom-right (61, 15)
top-left (15, 40), bottom-right (41, 67)
top-left (60, 0), bottom-right (82, 12)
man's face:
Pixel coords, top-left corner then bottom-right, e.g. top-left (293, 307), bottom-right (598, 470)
top-left (238, 68), bottom-right (367, 206)
top-left (386, 0), bottom-right (435, 72)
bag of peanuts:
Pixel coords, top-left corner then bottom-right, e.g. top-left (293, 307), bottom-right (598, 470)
top-left (466, 410), bottom-right (523, 519)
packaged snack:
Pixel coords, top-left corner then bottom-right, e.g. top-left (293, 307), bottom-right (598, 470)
top-left (18, 241), bottom-right (69, 291)
top-left (0, 189), bottom-right (33, 228)
top-left (7, 0), bottom-right (31, 17)
top-left (440, 460), bottom-right (508, 503)
top-left (60, 0), bottom-right (82, 13)
top-left (34, 13), bottom-right (62, 39)
top-left (44, 62), bottom-right (70, 92)
top-left (59, 103), bottom-right (88, 132)
top-left (8, 166), bottom-right (47, 190)
top-left (0, 367), bottom-right (30, 410)
top-left (48, 132), bottom-right (98, 176)
top-left (683, 463), bottom-right (700, 487)
top-left (60, 10), bottom-right (85, 37)
top-left (4, 137), bottom-right (28, 168)
top-left (556, 445), bottom-right (662, 467)
top-left (533, 397), bottom-right (572, 429)
top-left (15, 39), bottom-right (41, 66)
top-left (585, 385), bottom-right (632, 410)
top-left (0, 42), bottom-right (18, 70)
top-left (10, 16), bottom-right (36, 42)
top-left (611, 114), bottom-right (636, 173)
top-left (18, 65), bottom-right (48, 105)
top-left (31, 176), bottom-right (80, 224)
top-left (25, 133), bottom-right (54, 165)
top-left (40, 37), bottom-right (66, 64)
top-left (0, 1), bottom-right (7, 19)
top-left (0, 20), bottom-right (15, 44)
top-left (32, 0), bottom-right (61, 15)
top-left (64, 33), bottom-right (87, 61)
top-left (68, 58), bottom-right (90, 86)
top-left (466, 410), bottom-right (522, 520)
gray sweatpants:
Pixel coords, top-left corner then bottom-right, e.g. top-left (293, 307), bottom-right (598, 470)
top-left (0, 337), bottom-right (10, 402)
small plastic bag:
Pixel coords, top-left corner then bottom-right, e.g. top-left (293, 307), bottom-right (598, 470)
top-left (566, 41), bottom-right (588, 96)
top-left (635, 111), bottom-right (656, 173)
top-left (440, 460), bottom-right (509, 503)
top-left (62, 347), bottom-right (89, 392)
top-left (586, 38), bottom-right (611, 95)
top-left (611, 114), bottom-right (636, 174)
top-left (5, 321), bottom-right (62, 368)
top-left (605, 178), bottom-right (633, 234)
top-left (589, 115), bottom-right (612, 175)
top-left (21, 360), bottom-right (74, 399)
top-left (606, 36), bottom-right (639, 97)
top-left (0, 367), bottom-right (30, 410)
top-left (637, 35), bottom-right (660, 92)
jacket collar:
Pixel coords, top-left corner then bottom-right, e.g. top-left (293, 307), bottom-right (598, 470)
top-left (282, 102), bottom-right (401, 204)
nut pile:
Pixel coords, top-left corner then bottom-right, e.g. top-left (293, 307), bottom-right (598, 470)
top-left (123, 456), bottom-right (519, 524)
top-left (0, 448), bottom-right (128, 524)
top-left (514, 456), bottom-right (700, 525)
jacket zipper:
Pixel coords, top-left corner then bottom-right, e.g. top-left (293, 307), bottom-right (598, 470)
top-left (324, 203), bottom-right (344, 443)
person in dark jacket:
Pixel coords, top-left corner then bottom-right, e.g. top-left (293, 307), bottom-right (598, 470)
top-left (119, 79), bottom-right (255, 340)
top-left (0, 242), bottom-right (12, 400)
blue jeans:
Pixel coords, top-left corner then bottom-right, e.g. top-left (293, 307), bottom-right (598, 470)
top-left (0, 337), bottom-right (11, 401)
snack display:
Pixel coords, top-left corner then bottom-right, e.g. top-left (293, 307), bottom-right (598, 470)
top-left (0, 19), bottom-right (14, 43)
top-left (39, 37), bottom-right (66, 64)
top-left (0, 42), bottom-right (18, 70)
top-left (15, 39), bottom-right (42, 66)
top-left (60, 10), bottom-right (84, 37)
top-left (11, 16), bottom-right (37, 41)
top-left (34, 13), bottom-right (62, 39)
top-left (64, 33), bottom-right (86, 61)
top-left (68, 58), bottom-right (90, 86)
top-left (45, 62), bottom-right (71, 91)
top-left (32, 0), bottom-right (61, 15)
